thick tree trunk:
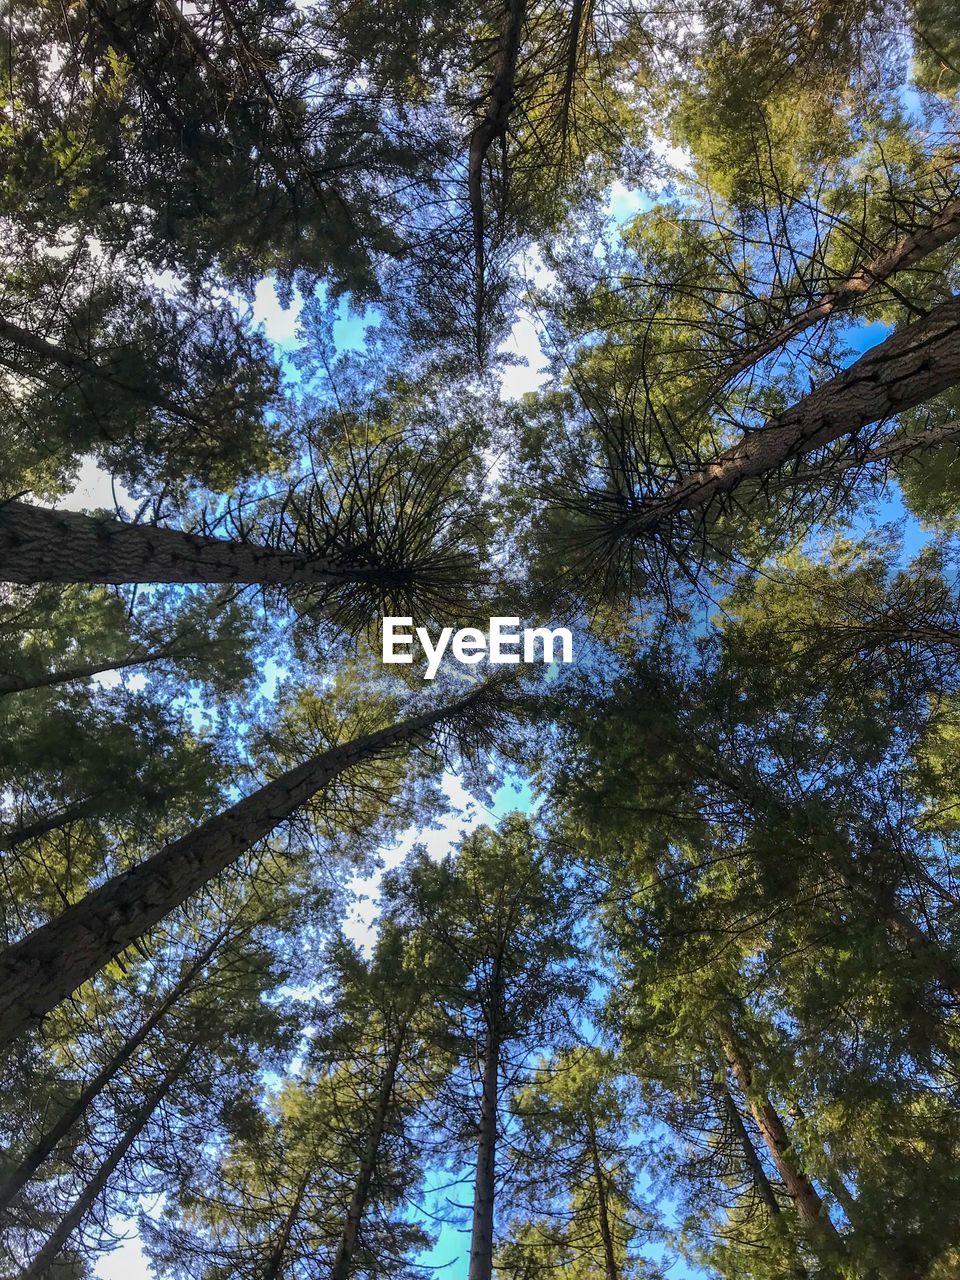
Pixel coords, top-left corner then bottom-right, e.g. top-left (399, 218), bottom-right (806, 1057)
top-left (0, 500), bottom-right (388, 587)
top-left (585, 1112), bottom-right (619, 1280)
top-left (329, 1018), bottom-right (409, 1280)
top-left (0, 314), bottom-right (209, 429)
top-left (711, 196), bottom-right (960, 397)
top-left (0, 692), bottom-right (480, 1047)
top-left (0, 932), bottom-right (223, 1214)
top-left (468, 960), bottom-right (503, 1280)
top-left (629, 296), bottom-right (960, 534)
top-left (17, 1043), bottom-right (193, 1280)
top-left (720, 1030), bottom-right (838, 1237)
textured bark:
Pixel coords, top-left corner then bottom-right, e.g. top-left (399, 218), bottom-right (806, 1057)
top-left (585, 1111), bottom-right (619, 1280)
top-left (469, 0), bottom-right (526, 354)
top-left (468, 958), bottom-right (503, 1280)
top-left (17, 1043), bottom-right (193, 1280)
top-left (628, 296), bottom-right (960, 534)
top-left (0, 693), bottom-right (478, 1047)
top-left (0, 500), bottom-right (383, 587)
top-left (329, 1019), bottom-right (409, 1280)
top-left (0, 315), bottom-right (209, 429)
top-left (0, 931), bottom-right (222, 1214)
top-left (720, 1031), bottom-right (837, 1236)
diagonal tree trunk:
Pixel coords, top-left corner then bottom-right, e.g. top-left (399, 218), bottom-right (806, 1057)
top-left (0, 499), bottom-right (393, 587)
top-left (625, 296), bottom-right (960, 535)
top-left (0, 689), bottom-right (483, 1047)
top-left (262, 1166), bottom-right (312, 1280)
top-left (705, 194), bottom-right (960, 401)
top-left (329, 1017), bottom-right (410, 1280)
top-left (719, 1078), bottom-right (783, 1220)
top-left (0, 641), bottom-right (212, 697)
top-left (0, 929), bottom-right (225, 1213)
top-left (0, 796), bottom-right (104, 852)
top-left (16, 1042), bottom-right (195, 1280)
top-left (0, 315), bottom-right (211, 430)
top-left (468, 957), bottom-right (503, 1280)
top-left (719, 1028), bottom-right (838, 1238)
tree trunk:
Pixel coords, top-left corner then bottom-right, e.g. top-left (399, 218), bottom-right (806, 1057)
top-left (468, 960), bottom-right (503, 1280)
top-left (468, 0), bottom-right (526, 356)
top-left (0, 931), bottom-right (223, 1213)
top-left (0, 796), bottom-right (101, 852)
top-left (628, 296), bottom-right (960, 534)
top-left (0, 499), bottom-right (393, 587)
top-left (585, 1111), bottom-right (619, 1280)
top-left (720, 1030), bottom-right (838, 1237)
top-left (0, 314), bottom-right (209, 429)
top-left (0, 642), bottom-right (207, 697)
top-left (709, 196), bottom-right (960, 398)
top-left (329, 1018), bottom-right (410, 1280)
top-left (0, 691), bottom-right (481, 1047)
top-left (17, 1043), bottom-right (194, 1280)
top-left (719, 1079), bottom-right (782, 1220)
top-left (262, 1167), bottom-right (311, 1280)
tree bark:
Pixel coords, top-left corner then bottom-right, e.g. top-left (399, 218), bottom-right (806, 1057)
top-left (468, 958), bottom-right (503, 1280)
top-left (585, 1111), bottom-right (619, 1280)
top-left (720, 1030), bottom-right (838, 1237)
top-left (0, 931), bottom-right (223, 1213)
top-left (627, 296), bottom-right (960, 534)
top-left (0, 499), bottom-right (392, 587)
top-left (329, 1018), bottom-right (409, 1280)
top-left (708, 195), bottom-right (960, 399)
top-left (17, 1043), bottom-right (194, 1280)
top-left (0, 691), bottom-right (481, 1047)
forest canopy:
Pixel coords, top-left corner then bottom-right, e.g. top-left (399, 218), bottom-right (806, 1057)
top-left (3, 1), bottom-right (960, 1277)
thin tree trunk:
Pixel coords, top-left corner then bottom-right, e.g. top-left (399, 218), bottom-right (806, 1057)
top-left (585, 1111), bottom-right (619, 1280)
top-left (17, 1043), bottom-right (194, 1280)
top-left (329, 1018), bottom-right (410, 1280)
top-left (0, 642), bottom-right (209, 697)
top-left (468, 959), bottom-right (503, 1280)
top-left (0, 690), bottom-right (482, 1047)
top-left (720, 1029), bottom-right (838, 1237)
top-left (469, 0), bottom-right (526, 358)
top-left (0, 931), bottom-right (224, 1214)
top-left (262, 1167), bottom-right (311, 1280)
top-left (626, 296), bottom-right (960, 534)
top-left (0, 314), bottom-right (210, 429)
top-left (710, 195), bottom-right (960, 398)
top-left (719, 1079), bottom-right (782, 1220)
top-left (0, 499), bottom-right (397, 587)
top-left (0, 797), bottom-right (101, 852)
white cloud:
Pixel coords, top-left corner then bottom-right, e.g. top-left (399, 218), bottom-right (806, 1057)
top-left (251, 277), bottom-right (305, 350)
top-left (59, 455), bottom-right (134, 513)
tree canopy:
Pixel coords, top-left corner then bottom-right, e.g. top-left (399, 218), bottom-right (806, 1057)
top-left (3, 2), bottom-right (960, 1278)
